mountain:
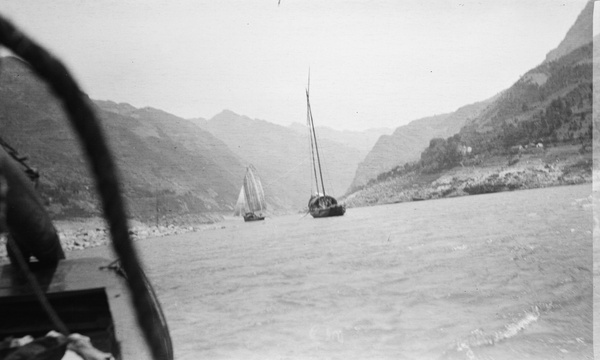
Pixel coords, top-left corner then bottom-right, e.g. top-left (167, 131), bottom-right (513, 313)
top-left (0, 56), bottom-right (245, 223)
top-left (195, 110), bottom-right (362, 211)
top-left (348, 1), bottom-right (593, 194)
top-left (94, 102), bottom-right (248, 220)
top-left (343, 0), bottom-right (593, 207)
top-left (348, 99), bottom-right (493, 191)
top-left (544, 1), bottom-right (593, 63)
top-left (459, 1), bottom-right (593, 147)
top-left (288, 122), bottom-right (392, 158)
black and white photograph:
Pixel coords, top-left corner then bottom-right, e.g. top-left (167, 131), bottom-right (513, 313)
top-left (0, 1), bottom-right (595, 359)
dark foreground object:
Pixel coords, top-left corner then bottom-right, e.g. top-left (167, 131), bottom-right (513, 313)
top-left (0, 258), bottom-right (153, 359)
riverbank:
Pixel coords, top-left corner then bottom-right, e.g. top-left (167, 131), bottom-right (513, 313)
top-left (0, 216), bottom-right (230, 260)
top-left (344, 144), bottom-right (592, 207)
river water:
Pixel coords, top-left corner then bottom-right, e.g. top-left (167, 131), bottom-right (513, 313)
top-left (75, 184), bottom-right (593, 360)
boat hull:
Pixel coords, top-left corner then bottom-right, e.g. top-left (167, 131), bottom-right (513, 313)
top-left (308, 194), bottom-right (345, 218)
top-left (243, 213), bottom-right (265, 222)
top-left (310, 204), bottom-right (346, 218)
top-left (0, 258), bottom-right (157, 359)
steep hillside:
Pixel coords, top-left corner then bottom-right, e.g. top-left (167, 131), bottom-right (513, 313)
top-left (344, 1), bottom-right (593, 207)
top-left (348, 99), bottom-right (492, 192)
top-left (545, 0), bottom-right (593, 63)
top-left (460, 0), bottom-right (592, 141)
top-left (0, 56), bottom-right (245, 223)
top-left (460, 42), bottom-right (592, 150)
top-left (94, 102), bottom-right (247, 220)
top-left (196, 110), bottom-right (362, 211)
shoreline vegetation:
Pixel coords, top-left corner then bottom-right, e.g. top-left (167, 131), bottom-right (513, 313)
top-left (343, 143), bottom-right (593, 208)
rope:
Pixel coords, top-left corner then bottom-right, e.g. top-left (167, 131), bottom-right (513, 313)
top-left (313, 129), bottom-right (337, 197)
top-left (307, 119), bottom-right (316, 195)
top-left (0, 15), bottom-right (172, 360)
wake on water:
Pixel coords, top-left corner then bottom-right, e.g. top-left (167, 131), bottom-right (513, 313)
top-left (449, 306), bottom-right (541, 359)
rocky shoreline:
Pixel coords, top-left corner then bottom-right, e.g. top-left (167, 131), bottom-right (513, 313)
top-left (0, 218), bottom-right (230, 260)
top-left (344, 144), bottom-right (593, 207)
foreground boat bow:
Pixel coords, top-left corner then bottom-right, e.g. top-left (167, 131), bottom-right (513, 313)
top-left (0, 258), bottom-right (155, 359)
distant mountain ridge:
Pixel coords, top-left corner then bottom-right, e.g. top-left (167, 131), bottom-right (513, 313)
top-left (343, 0), bottom-right (593, 206)
top-left (288, 122), bottom-right (392, 158)
top-left (459, 0), bottom-right (593, 142)
top-left (0, 56), bottom-right (246, 223)
top-left (544, 1), bottom-right (593, 63)
top-left (347, 0), bottom-right (592, 193)
top-left (348, 98), bottom-right (494, 191)
top-left (195, 110), bottom-right (363, 211)
top-left (93, 101), bottom-right (248, 216)
top-left (2, 1), bottom-right (591, 221)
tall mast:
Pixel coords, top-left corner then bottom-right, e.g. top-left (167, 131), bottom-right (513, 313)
top-left (307, 90), bottom-right (320, 194)
top-left (306, 78), bottom-right (326, 197)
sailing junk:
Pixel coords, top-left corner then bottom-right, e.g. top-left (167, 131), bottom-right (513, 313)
top-left (234, 165), bottom-right (266, 222)
top-left (305, 83), bottom-right (346, 218)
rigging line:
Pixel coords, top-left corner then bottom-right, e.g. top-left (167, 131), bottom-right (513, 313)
top-left (312, 128), bottom-right (336, 197)
top-left (307, 90), bottom-right (320, 194)
top-left (306, 106), bottom-right (315, 195)
top-left (307, 89), bottom-right (327, 196)
top-left (307, 68), bottom-right (314, 195)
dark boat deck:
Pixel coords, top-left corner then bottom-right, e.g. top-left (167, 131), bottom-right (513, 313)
top-left (0, 258), bottom-right (152, 359)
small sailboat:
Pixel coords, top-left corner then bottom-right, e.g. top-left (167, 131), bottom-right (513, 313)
top-left (234, 165), bottom-right (267, 222)
top-left (305, 78), bottom-right (346, 218)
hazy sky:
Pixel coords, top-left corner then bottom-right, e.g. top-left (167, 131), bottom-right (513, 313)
top-left (0, 0), bottom-right (591, 131)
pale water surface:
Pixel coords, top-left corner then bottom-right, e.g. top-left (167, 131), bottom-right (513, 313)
top-left (76, 184), bottom-right (593, 360)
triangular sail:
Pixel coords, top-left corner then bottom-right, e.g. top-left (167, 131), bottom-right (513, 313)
top-left (233, 186), bottom-right (247, 216)
top-left (234, 165), bottom-right (266, 216)
top-left (243, 165), bottom-right (266, 213)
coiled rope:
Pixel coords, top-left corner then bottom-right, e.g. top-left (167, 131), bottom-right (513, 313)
top-left (0, 14), bottom-right (172, 360)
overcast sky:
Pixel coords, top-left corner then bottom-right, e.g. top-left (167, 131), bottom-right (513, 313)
top-left (0, 0), bottom-right (591, 131)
